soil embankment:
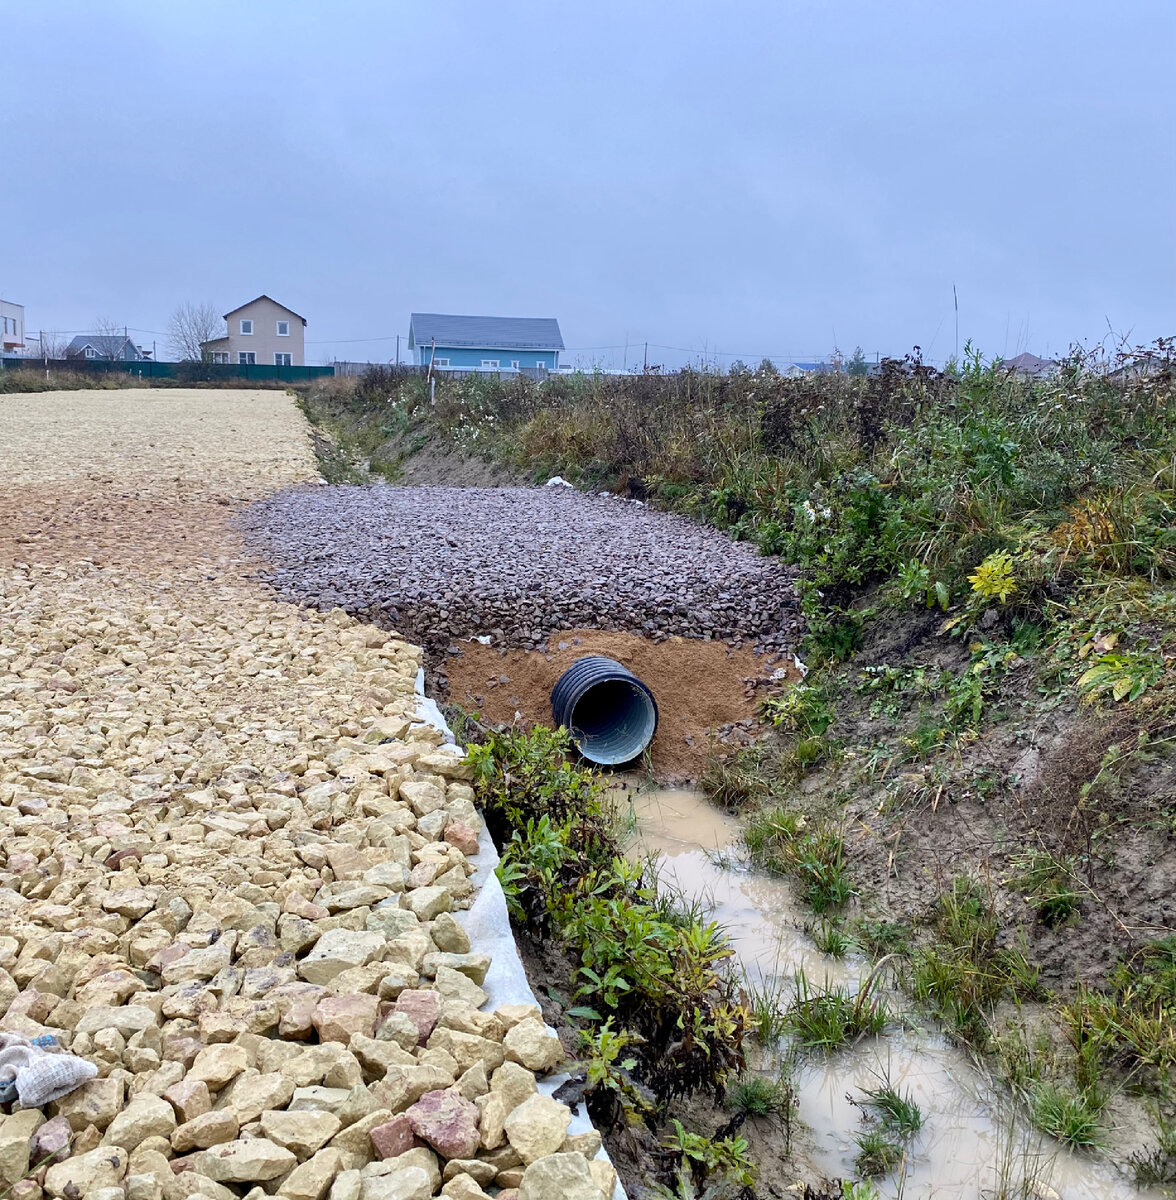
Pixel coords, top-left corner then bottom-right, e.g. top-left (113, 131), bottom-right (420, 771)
top-left (444, 629), bottom-right (798, 779)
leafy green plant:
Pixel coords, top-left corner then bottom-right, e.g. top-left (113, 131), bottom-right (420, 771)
top-left (760, 682), bottom-right (834, 735)
top-left (577, 1020), bottom-right (651, 1124)
top-left (663, 1119), bottom-right (757, 1190)
top-left (726, 1072), bottom-right (795, 1123)
top-left (742, 974), bottom-right (790, 1045)
top-left (809, 918), bottom-right (852, 958)
top-left (968, 551), bottom-right (1018, 603)
top-left (474, 726), bottom-right (747, 1104)
top-left (1077, 649), bottom-right (1164, 703)
top-left (896, 557), bottom-right (951, 610)
top-left (744, 807), bottom-right (853, 912)
top-left (860, 1081), bottom-right (923, 1138)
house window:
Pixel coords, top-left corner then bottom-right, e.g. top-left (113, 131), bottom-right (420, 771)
top-left (238, 351), bottom-right (256, 365)
top-left (274, 352), bottom-right (292, 367)
top-left (240, 319), bottom-right (253, 335)
top-left (276, 321), bottom-right (290, 336)
top-left (433, 358), bottom-right (450, 367)
top-left (536, 360), bottom-right (546, 368)
top-left (511, 360), bottom-right (520, 369)
top-left (481, 359), bottom-right (499, 369)
top-left (85, 346), bottom-right (98, 359)
top-left (211, 351), bottom-right (229, 364)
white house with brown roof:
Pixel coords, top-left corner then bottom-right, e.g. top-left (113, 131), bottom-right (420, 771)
top-left (201, 295), bottom-right (306, 366)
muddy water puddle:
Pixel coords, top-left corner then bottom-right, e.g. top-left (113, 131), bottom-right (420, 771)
top-left (622, 785), bottom-right (1158, 1200)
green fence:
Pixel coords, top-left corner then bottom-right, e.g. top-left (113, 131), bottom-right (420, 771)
top-left (0, 357), bottom-right (335, 383)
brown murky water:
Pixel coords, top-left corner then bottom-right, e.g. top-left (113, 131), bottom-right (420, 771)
top-left (624, 786), bottom-right (1161, 1200)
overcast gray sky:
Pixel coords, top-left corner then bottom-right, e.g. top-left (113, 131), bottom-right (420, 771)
top-left (2, 1), bottom-right (1173, 369)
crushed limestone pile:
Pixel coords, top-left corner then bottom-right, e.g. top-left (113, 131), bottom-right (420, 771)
top-left (0, 390), bottom-right (614, 1200)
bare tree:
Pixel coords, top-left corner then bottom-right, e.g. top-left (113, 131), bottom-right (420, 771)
top-left (167, 302), bottom-right (224, 362)
top-left (92, 316), bottom-right (129, 358)
top-left (35, 330), bottom-right (70, 359)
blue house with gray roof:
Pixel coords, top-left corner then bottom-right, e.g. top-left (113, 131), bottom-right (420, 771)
top-left (408, 313), bottom-right (563, 373)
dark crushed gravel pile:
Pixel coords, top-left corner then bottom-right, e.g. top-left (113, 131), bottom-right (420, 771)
top-left (242, 485), bottom-right (802, 651)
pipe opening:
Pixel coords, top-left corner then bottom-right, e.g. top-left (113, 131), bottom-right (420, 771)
top-left (552, 655), bottom-right (659, 766)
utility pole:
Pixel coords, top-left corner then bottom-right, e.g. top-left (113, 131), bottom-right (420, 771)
top-left (643, 341), bottom-right (648, 373)
top-left (395, 334), bottom-right (400, 367)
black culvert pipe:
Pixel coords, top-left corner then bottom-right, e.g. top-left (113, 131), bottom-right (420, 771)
top-left (551, 655), bottom-right (659, 766)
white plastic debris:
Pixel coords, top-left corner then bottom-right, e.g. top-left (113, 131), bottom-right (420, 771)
top-left (0, 1033), bottom-right (97, 1107)
top-left (545, 476), bottom-right (575, 487)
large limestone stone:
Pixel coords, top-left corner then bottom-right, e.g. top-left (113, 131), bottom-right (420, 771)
top-left (402, 888), bottom-right (450, 921)
top-left (503, 1095), bottom-right (573, 1165)
top-left (474, 1092), bottom-right (506, 1151)
top-left (76, 1005), bottom-right (158, 1037)
top-left (428, 914), bottom-right (469, 955)
top-left (300, 931), bottom-right (386, 986)
top-left (489, 1062), bottom-right (537, 1113)
top-left (195, 1138), bottom-right (297, 1182)
top-left (518, 1153), bottom-right (605, 1200)
top-left (104, 1093), bottom-right (176, 1151)
top-left (171, 1109), bottom-right (239, 1152)
top-left (502, 1019), bottom-right (562, 1073)
top-left (260, 1109), bottom-right (342, 1158)
top-left (188, 1044), bottom-right (248, 1089)
top-left (277, 1147), bottom-right (349, 1200)
top-left (53, 1074), bottom-right (124, 1131)
top-left (221, 1071), bottom-right (296, 1123)
top-left (398, 781), bottom-right (446, 817)
top-left (0, 1110), bottom-right (42, 1185)
top-left (359, 1169), bottom-right (433, 1200)
top-left (313, 994), bottom-right (379, 1044)
top-left (44, 1146), bottom-right (128, 1198)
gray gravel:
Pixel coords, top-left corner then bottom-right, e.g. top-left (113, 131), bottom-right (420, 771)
top-left (243, 485), bottom-right (801, 651)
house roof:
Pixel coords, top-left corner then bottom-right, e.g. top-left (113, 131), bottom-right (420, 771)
top-left (66, 334), bottom-right (136, 357)
top-left (998, 352), bottom-right (1057, 375)
top-left (223, 295), bottom-right (307, 324)
top-left (409, 313), bottom-right (564, 351)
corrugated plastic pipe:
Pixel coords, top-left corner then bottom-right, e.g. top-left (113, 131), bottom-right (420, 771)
top-left (551, 655), bottom-right (659, 766)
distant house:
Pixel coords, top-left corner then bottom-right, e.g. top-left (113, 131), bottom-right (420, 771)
top-left (409, 313), bottom-right (564, 372)
top-left (66, 334), bottom-right (145, 362)
top-left (201, 295), bottom-right (306, 366)
top-left (997, 352), bottom-right (1058, 379)
top-left (1, 299), bottom-right (24, 356)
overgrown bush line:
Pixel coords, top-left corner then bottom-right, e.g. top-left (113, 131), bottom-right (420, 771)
top-left (467, 725), bottom-right (747, 1111)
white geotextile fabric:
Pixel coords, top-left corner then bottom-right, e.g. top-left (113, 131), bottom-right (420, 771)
top-left (413, 674), bottom-right (627, 1200)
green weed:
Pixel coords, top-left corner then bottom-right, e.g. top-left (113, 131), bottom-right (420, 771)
top-left (1010, 848), bottom-right (1082, 925)
top-left (854, 1127), bottom-right (904, 1177)
top-left (787, 969), bottom-right (888, 1050)
top-left (744, 807), bottom-right (853, 912)
top-left (861, 1082), bottom-right (923, 1138)
top-left (809, 919), bottom-right (852, 957)
top-left (1029, 1082), bottom-right (1105, 1149)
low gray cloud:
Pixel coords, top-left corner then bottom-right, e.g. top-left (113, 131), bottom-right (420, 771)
top-left (2, 0), bottom-right (1172, 368)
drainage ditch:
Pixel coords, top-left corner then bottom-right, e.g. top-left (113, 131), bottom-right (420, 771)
top-left (623, 785), bottom-right (1162, 1199)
